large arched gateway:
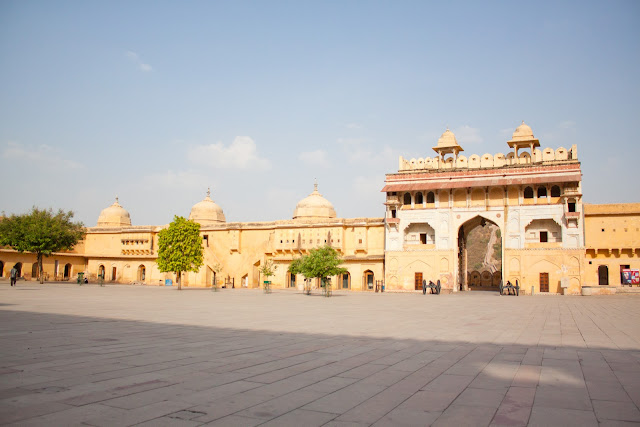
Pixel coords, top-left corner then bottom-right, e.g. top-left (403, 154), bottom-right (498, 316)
top-left (457, 216), bottom-right (502, 292)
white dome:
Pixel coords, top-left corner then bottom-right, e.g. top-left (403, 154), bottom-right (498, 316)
top-left (507, 121), bottom-right (540, 148)
top-left (189, 189), bottom-right (226, 225)
top-left (293, 183), bottom-right (337, 220)
top-left (97, 197), bottom-right (132, 227)
top-left (511, 121), bottom-right (535, 142)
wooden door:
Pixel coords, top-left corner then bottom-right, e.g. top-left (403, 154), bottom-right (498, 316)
top-left (539, 272), bottom-right (549, 293)
top-left (415, 272), bottom-right (423, 290)
top-left (598, 265), bottom-right (609, 286)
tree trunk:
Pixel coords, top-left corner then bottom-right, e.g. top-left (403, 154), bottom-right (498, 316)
top-left (177, 271), bottom-right (181, 290)
top-left (38, 253), bottom-right (44, 284)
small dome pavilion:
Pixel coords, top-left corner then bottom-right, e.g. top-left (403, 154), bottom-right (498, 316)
top-left (432, 128), bottom-right (464, 160)
top-left (507, 121), bottom-right (540, 156)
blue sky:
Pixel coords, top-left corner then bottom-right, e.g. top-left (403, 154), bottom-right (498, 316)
top-left (1, 1), bottom-right (639, 226)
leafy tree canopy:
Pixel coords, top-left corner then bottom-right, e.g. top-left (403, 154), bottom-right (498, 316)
top-left (0, 207), bottom-right (85, 283)
top-left (288, 245), bottom-right (347, 280)
top-left (157, 216), bottom-right (203, 289)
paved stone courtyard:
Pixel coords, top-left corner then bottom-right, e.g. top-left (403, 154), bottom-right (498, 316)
top-left (1, 283), bottom-right (640, 426)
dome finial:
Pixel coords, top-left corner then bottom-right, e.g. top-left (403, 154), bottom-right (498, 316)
top-left (314, 178), bottom-right (318, 192)
top-left (207, 187), bottom-right (211, 198)
top-left (115, 196), bottom-right (119, 204)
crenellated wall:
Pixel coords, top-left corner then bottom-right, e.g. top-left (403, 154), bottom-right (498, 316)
top-left (399, 145), bottom-right (578, 172)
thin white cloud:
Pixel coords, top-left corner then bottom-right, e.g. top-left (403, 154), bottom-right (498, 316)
top-left (140, 170), bottom-right (207, 190)
top-left (345, 145), bottom-right (397, 167)
top-left (299, 149), bottom-right (329, 167)
top-left (345, 123), bottom-right (363, 130)
top-left (541, 120), bottom-right (578, 143)
top-left (353, 175), bottom-right (383, 197)
top-left (453, 125), bottom-right (483, 144)
top-left (2, 141), bottom-right (83, 169)
top-left (499, 127), bottom-right (513, 137)
top-left (126, 51), bottom-right (153, 72)
top-left (337, 137), bottom-right (368, 145)
top-left (187, 136), bottom-right (271, 170)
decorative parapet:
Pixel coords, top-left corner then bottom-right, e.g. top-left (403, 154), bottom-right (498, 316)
top-left (398, 145), bottom-right (578, 172)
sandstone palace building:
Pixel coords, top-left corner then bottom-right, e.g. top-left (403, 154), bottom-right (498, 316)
top-left (1, 122), bottom-right (639, 295)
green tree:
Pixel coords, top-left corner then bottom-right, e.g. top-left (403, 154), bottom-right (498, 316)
top-left (0, 207), bottom-right (85, 283)
top-left (259, 259), bottom-right (277, 281)
top-left (157, 216), bottom-right (203, 290)
top-left (288, 245), bottom-right (347, 295)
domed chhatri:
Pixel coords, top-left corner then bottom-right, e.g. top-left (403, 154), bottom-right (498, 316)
top-left (508, 121), bottom-right (540, 149)
top-left (97, 197), bottom-right (132, 227)
top-left (189, 188), bottom-right (226, 225)
top-left (436, 128), bottom-right (461, 148)
top-left (432, 127), bottom-right (464, 160)
top-left (293, 182), bottom-right (337, 221)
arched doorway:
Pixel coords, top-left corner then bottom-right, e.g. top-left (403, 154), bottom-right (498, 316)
top-left (340, 272), bottom-right (350, 289)
top-left (63, 263), bottom-right (72, 280)
top-left (32, 263), bottom-right (38, 279)
top-left (98, 265), bottom-right (105, 280)
top-left (137, 265), bottom-right (146, 281)
top-left (363, 270), bottom-right (374, 291)
top-left (457, 216), bottom-right (502, 291)
top-left (0, 260), bottom-right (4, 277)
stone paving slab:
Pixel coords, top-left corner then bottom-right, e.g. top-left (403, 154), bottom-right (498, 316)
top-left (1, 283), bottom-right (640, 426)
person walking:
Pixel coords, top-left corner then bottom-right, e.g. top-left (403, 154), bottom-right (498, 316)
top-left (10, 266), bottom-right (18, 286)
top-left (422, 279), bottom-right (427, 295)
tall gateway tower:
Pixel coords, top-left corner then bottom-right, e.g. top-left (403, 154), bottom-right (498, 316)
top-left (382, 122), bottom-right (585, 295)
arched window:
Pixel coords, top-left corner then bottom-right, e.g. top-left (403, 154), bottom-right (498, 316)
top-left (403, 193), bottom-right (411, 205)
top-left (415, 192), bottom-right (423, 204)
top-left (537, 187), bottom-right (547, 198)
top-left (551, 185), bottom-right (561, 197)
top-left (426, 192), bottom-right (435, 204)
top-left (524, 187), bottom-right (534, 199)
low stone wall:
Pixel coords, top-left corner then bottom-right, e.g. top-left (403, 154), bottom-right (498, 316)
top-left (582, 286), bottom-right (617, 296)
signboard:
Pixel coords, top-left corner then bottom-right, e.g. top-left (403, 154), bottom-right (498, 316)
top-left (622, 269), bottom-right (640, 285)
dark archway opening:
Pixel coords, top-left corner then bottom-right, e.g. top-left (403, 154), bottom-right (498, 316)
top-left (458, 216), bottom-right (502, 292)
top-left (63, 263), bottom-right (72, 280)
top-left (598, 265), bottom-right (609, 286)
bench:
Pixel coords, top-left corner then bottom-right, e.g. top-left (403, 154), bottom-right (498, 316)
top-left (423, 279), bottom-right (441, 295)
